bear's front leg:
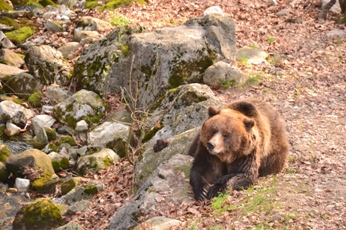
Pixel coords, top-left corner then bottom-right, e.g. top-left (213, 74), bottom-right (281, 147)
top-left (190, 175), bottom-right (211, 201)
top-left (207, 173), bottom-right (255, 199)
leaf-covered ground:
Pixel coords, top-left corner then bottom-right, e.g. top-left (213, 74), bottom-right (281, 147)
top-left (64, 0), bottom-right (345, 229)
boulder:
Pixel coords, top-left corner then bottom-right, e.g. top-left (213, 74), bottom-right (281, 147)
top-left (203, 61), bottom-right (245, 87)
top-left (87, 121), bottom-right (129, 157)
top-left (76, 148), bottom-right (120, 175)
top-left (144, 83), bottom-right (219, 145)
top-left (24, 45), bottom-right (72, 85)
top-left (236, 47), bottom-right (269, 65)
top-left (133, 216), bottom-right (181, 230)
top-left (0, 48), bottom-right (25, 67)
top-left (48, 152), bottom-right (69, 172)
top-left (0, 100), bottom-right (34, 125)
top-left (45, 84), bottom-right (71, 104)
top-left (53, 89), bottom-right (106, 128)
top-left (74, 25), bottom-right (142, 95)
top-left (75, 14), bottom-right (235, 108)
top-left (74, 16), bottom-right (113, 33)
top-left (136, 128), bottom-right (198, 186)
top-left (5, 149), bottom-right (56, 193)
top-left (58, 42), bottom-right (82, 59)
top-left (56, 221), bottom-right (83, 230)
top-left (13, 198), bottom-right (64, 230)
top-left (0, 63), bottom-right (26, 78)
top-left (2, 73), bottom-right (43, 99)
top-left (109, 154), bottom-right (194, 230)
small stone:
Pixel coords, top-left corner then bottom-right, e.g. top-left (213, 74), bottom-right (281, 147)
top-left (5, 122), bottom-right (21, 136)
top-left (14, 178), bottom-right (30, 192)
top-left (203, 6), bottom-right (224, 16)
top-left (75, 120), bottom-right (88, 132)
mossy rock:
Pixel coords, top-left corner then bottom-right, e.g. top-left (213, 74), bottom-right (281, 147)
top-left (0, 161), bottom-right (9, 182)
top-left (5, 27), bottom-right (33, 46)
top-left (32, 173), bottom-right (59, 193)
top-left (13, 198), bottom-right (64, 230)
top-left (61, 177), bottom-right (82, 195)
top-left (100, 0), bottom-right (131, 11)
top-left (56, 135), bottom-right (76, 146)
top-left (11, 0), bottom-right (42, 7)
top-left (48, 151), bottom-right (69, 172)
top-left (0, 16), bottom-right (19, 29)
top-left (83, 184), bottom-right (98, 195)
top-left (2, 73), bottom-right (43, 99)
top-left (0, 0), bottom-right (13, 10)
top-left (0, 144), bottom-right (11, 162)
top-left (28, 91), bottom-right (42, 107)
top-left (5, 149), bottom-right (55, 179)
top-left (44, 127), bottom-right (57, 141)
top-left (38, 0), bottom-right (56, 7)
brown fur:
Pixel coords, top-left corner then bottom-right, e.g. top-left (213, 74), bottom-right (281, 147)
top-left (189, 99), bottom-right (289, 201)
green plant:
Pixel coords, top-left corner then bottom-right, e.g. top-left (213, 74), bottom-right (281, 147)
top-left (107, 11), bottom-right (131, 27)
top-left (220, 79), bottom-right (236, 89)
top-left (267, 36), bottom-right (275, 44)
top-left (238, 56), bottom-right (248, 65)
top-left (211, 191), bottom-right (231, 216)
top-left (245, 74), bottom-right (261, 85)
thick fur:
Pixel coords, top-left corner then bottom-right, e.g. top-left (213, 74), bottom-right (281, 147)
top-left (189, 99), bottom-right (289, 201)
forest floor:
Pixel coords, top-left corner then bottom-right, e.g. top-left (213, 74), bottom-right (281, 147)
top-left (57, 0), bottom-right (346, 229)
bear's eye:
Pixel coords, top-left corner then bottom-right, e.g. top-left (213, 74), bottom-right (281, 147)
top-left (222, 133), bottom-right (230, 138)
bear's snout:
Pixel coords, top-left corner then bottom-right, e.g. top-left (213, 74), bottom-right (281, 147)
top-left (207, 141), bottom-right (215, 150)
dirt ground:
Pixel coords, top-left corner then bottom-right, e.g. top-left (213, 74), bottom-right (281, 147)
top-left (65, 0), bottom-right (346, 228)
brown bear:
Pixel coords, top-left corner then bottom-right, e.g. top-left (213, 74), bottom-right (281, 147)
top-left (189, 99), bottom-right (289, 201)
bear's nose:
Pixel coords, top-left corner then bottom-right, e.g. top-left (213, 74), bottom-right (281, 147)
top-left (207, 141), bottom-right (215, 150)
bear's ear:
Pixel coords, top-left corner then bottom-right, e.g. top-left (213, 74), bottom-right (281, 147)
top-left (243, 118), bottom-right (255, 132)
top-left (208, 106), bottom-right (220, 117)
top-left (228, 101), bottom-right (258, 117)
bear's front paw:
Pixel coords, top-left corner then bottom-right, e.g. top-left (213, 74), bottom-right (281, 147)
top-left (207, 184), bottom-right (227, 199)
top-left (195, 185), bottom-right (210, 201)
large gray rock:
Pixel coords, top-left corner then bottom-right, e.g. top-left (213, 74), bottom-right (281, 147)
top-left (0, 100), bottom-right (35, 125)
top-left (74, 16), bottom-right (113, 33)
top-left (25, 45), bottom-right (72, 85)
top-left (136, 128), bottom-right (198, 186)
top-left (133, 216), bottom-right (181, 230)
top-left (0, 63), bottom-right (26, 78)
top-left (75, 14), bottom-right (235, 108)
top-left (144, 83), bottom-right (219, 145)
top-left (5, 149), bottom-right (57, 193)
top-left (53, 89), bottom-right (106, 128)
top-left (74, 25), bottom-right (143, 96)
top-left (2, 73), bottom-right (43, 99)
top-left (109, 154), bottom-right (194, 230)
top-left (75, 148), bottom-right (120, 175)
top-left (0, 48), bottom-right (25, 67)
top-left (203, 61), bottom-right (245, 87)
top-left (87, 121), bottom-right (129, 157)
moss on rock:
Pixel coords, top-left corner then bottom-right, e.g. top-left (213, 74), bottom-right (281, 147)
top-left (56, 135), bottom-right (76, 146)
top-left (0, 144), bottom-right (11, 162)
top-left (28, 91), bottom-right (42, 107)
top-left (83, 185), bottom-right (98, 195)
top-left (100, 0), bottom-right (131, 11)
top-left (0, 16), bottom-right (19, 29)
top-left (38, 0), bottom-right (56, 6)
top-left (61, 177), bottom-right (82, 195)
top-left (0, 0), bottom-right (13, 10)
top-left (5, 27), bottom-right (33, 46)
top-left (13, 198), bottom-right (64, 230)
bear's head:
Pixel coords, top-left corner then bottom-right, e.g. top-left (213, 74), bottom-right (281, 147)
top-left (200, 106), bottom-right (257, 163)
